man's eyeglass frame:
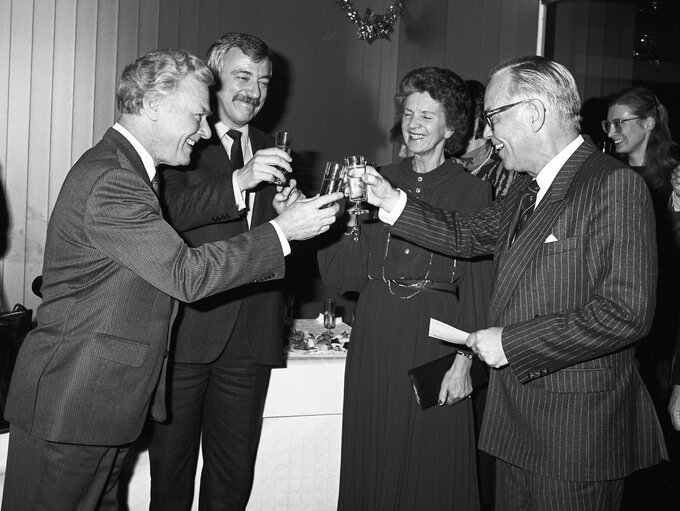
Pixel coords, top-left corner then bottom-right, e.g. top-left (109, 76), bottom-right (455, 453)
top-left (483, 99), bottom-right (542, 132)
top-left (601, 116), bottom-right (644, 134)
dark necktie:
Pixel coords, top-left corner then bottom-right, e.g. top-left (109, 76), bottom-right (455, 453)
top-left (227, 129), bottom-right (244, 169)
top-left (512, 179), bottom-right (540, 244)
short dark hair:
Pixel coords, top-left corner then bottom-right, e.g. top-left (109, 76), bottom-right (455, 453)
top-left (206, 32), bottom-right (272, 76)
top-left (466, 79), bottom-right (487, 139)
top-left (117, 48), bottom-right (213, 115)
top-left (394, 67), bottom-right (471, 155)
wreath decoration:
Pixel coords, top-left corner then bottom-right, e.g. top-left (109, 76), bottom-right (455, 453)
top-left (334, 0), bottom-right (409, 43)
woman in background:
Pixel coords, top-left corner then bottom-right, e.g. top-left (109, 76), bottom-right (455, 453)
top-left (453, 79), bottom-right (514, 200)
top-left (604, 86), bottom-right (680, 453)
top-left (318, 67), bottom-right (493, 511)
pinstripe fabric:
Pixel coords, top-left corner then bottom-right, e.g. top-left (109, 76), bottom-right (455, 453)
top-left (496, 459), bottom-right (624, 511)
top-left (390, 140), bottom-right (668, 482)
top-left (4, 128), bottom-right (286, 446)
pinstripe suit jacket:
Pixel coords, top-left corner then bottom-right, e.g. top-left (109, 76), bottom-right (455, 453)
top-left (4, 128), bottom-right (285, 446)
top-left (160, 126), bottom-right (285, 365)
top-left (390, 139), bottom-right (668, 480)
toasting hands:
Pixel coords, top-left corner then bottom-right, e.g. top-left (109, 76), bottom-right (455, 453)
top-left (273, 179), bottom-right (305, 215)
top-left (275, 192), bottom-right (343, 241)
top-left (236, 147), bottom-right (291, 190)
top-left (361, 166), bottom-right (401, 212)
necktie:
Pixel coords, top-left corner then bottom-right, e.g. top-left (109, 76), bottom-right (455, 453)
top-left (227, 129), bottom-right (244, 169)
top-left (512, 179), bottom-right (540, 244)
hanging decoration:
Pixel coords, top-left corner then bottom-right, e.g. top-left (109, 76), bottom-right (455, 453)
top-left (334, 0), bottom-right (409, 43)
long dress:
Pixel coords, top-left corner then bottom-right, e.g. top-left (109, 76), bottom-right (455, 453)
top-left (318, 158), bottom-right (494, 511)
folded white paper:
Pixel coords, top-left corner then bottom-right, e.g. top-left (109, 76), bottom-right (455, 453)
top-left (544, 233), bottom-right (558, 243)
top-left (428, 318), bottom-right (469, 345)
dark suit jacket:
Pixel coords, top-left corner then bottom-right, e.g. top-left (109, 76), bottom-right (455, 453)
top-left (4, 128), bottom-right (285, 446)
top-left (160, 126), bottom-right (284, 365)
top-left (389, 139), bottom-right (667, 480)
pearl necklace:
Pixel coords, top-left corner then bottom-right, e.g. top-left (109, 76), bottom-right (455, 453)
top-left (468, 145), bottom-right (493, 175)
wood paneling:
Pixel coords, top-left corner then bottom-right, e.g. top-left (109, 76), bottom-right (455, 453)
top-left (0, 0), bottom-right (540, 311)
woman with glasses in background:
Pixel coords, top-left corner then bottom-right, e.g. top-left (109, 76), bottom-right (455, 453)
top-left (604, 87), bottom-right (680, 455)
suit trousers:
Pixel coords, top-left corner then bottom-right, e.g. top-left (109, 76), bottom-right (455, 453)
top-left (495, 458), bottom-right (624, 511)
top-left (148, 321), bottom-right (272, 511)
top-left (1, 425), bottom-right (128, 511)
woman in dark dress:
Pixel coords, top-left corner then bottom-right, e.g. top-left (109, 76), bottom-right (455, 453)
top-left (604, 87), bottom-right (680, 465)
top-left (318, 67), bottom-right (493, 511)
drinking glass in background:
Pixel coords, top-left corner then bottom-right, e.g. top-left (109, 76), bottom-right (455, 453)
top-left (274, 131), bottom-right (292, 185)
top-left (323, 298), bottom-right (336, 332)
top-left (344, 154), bottom-right (368, 215)
top-left (319, 161), bottom-right (346, 208)
top-left (599, 140), bottom-right (613, 155)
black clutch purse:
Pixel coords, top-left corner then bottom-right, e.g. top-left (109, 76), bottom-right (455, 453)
top-left (408, 348), bottom-right (488, 411)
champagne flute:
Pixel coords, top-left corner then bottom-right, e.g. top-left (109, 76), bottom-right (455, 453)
top-left (273, 131), bottom-right (292, 185)
top-left (319, 161), bottom-right (346, 208)
top-left (323, 298), bottom-right (336, 333)
top-left (344, 154), bottom-right (368, 215)
top-left (599, 140), bottom-right (612, 155)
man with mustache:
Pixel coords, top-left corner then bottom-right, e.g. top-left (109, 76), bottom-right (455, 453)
top-left (147, 33), bottom-right (295, 511)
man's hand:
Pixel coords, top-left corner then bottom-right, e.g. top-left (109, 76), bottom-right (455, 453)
top-left (438, 356), bottom-right (473, 406)
top-left (362, 166), bottom-right (400, 211)
top-left (236, 147), bottom-right (291, 190)
top-left (275, 192), bottom-right (343, 241)
top-left (669, 384), bottom-right (680, 431)
top-left (273, 179), bottom-right (305, 215)
top-left (466, 327), bottom-right (508, 368)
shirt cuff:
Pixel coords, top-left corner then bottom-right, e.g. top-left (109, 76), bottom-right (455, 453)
top-left (671, 192), bottom-right (680, 212)
top-left (378, 189), bottom-right (407, 225)
top-left (232, 171), bottom-right (247, 211)
top-left (269, 220), bottom-right (291, 256)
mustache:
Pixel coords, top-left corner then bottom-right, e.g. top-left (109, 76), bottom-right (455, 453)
top-left (233, 94), bottom-right (261, 107)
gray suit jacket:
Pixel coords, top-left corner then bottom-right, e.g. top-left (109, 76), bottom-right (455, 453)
top-left (390, 139), bottom-right (667, 480)
top-left (5, 128), bottom-right (285, 446)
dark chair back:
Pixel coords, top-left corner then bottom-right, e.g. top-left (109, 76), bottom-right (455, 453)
top-left (0, 303), bottom-right (33, 432)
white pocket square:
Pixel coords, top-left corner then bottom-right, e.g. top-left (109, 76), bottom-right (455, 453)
top-left (544, 234), bottom-right (558, 243)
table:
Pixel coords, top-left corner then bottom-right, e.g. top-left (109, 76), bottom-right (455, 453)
top-left (246, 318), bottom-right (349, 511)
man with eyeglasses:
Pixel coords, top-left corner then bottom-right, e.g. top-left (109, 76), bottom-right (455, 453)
top-left (361, 55), bottom-right (667, 510)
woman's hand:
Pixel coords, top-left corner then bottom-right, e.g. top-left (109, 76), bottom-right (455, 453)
top-left (437, 355), bottom-right (473, 406)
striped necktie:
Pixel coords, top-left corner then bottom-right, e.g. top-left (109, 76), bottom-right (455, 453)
top-left (512, 179), bottom-right (540, 244)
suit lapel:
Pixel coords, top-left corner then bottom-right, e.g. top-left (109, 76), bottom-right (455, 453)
top-left (105, 128), bottom-right (153, 187)
top-left (489, 140), bottom-right (595, 323)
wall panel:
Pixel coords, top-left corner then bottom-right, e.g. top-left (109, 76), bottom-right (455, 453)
top-left (3, 0), bottom-right (35, 308)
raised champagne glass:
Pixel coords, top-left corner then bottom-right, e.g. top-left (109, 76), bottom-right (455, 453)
top-left (273, 131), bottom-right (292, 185)
top-left (344, 154), bottom-right (368, 215)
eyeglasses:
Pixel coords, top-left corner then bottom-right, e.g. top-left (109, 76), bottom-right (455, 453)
top-left (483, 99), bottom-right (536, 132)
top-left (601, 116), bottom-right (643, 134)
